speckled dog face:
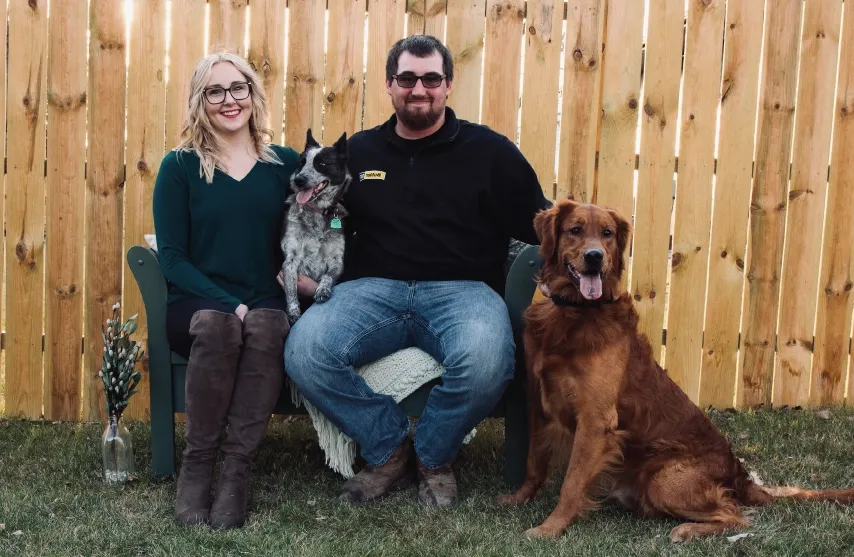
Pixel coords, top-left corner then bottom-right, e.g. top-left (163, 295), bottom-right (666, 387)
top-left (290, 129), bottom-right (349, 210)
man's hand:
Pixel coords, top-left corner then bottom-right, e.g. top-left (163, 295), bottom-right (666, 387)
top-left (235, 303), bottom-right (249, 321)
top-left (277, 270), bottom-right (319, 297)
top-left (298, 275), bottom-right (319, 297)
top-left (538, 282), bottom-right (551, 297)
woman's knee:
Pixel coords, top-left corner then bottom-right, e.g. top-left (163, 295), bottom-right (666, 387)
top-left (189, 310), bottom-right (244, 352)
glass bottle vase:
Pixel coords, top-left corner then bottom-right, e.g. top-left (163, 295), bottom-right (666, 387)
top-left (102, 414), bottom-right (134, 483)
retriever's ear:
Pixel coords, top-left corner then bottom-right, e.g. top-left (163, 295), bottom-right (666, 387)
top-left (606, 207), bottom-right (633, 277)
top-left (607, 207), bottom-right (632, 256)
top-left (534, 200), bottom-right (577, 261)
top-left (534, 207), bottom-right (557, 261)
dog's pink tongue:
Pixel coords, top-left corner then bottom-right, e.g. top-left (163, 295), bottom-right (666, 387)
top-left (296, 189), bottom-right (313, 205)
top-left (580, 274), bottom-right (603, 300)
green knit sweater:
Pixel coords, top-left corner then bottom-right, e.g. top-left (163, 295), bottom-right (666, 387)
top-left (152, 145), bottom-right (299, 311)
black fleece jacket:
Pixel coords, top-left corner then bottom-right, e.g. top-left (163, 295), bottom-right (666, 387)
top-left (342, 107), bottom-right (550, 293)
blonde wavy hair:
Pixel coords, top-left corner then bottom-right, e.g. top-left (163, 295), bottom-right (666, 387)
top-left (177, 52), bottom-right (281, 183)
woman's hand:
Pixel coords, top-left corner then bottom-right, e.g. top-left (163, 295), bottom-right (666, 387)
top-left (235, 303), bottom-right (249, 321)
top-left (277, 270), bottom-right (319, 297)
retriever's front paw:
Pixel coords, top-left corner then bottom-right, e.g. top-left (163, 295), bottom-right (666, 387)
top-left (314, 285), bottom-right (332, 303)
top-left (523, 524), bottom-right (565, 540)
top-left (497, 493), bottom-right (532, 507)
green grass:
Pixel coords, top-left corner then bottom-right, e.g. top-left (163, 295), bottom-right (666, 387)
top-left (1, 409), bottom-right (854, 556)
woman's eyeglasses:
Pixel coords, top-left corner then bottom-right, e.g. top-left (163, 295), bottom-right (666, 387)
top-left (204, 82), bottom-right (252, 104)
top-left (391, 72), bottom-right (446, 89)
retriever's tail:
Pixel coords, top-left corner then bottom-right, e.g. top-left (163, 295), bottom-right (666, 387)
top-left (744, 482), bottom-right (854, 506)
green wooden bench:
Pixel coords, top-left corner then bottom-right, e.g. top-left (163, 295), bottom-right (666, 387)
top-left (126, 243), bottom-right (542, 487)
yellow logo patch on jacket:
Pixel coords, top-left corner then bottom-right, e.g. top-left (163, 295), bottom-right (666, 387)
top-left (359, 170), bottom-right (386, 181)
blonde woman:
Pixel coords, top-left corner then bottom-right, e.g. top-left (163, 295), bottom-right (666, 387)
top-left (153, 52), bottom-right (299, 529)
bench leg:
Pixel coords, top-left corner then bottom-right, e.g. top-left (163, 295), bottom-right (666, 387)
top-left (503, 375), bottom-right (529, 488)
top-left (150, 382), bottom-right (176, 478)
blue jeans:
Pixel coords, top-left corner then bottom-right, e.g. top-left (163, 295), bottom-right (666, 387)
top-left (284, 278), bottom-right (515, 469)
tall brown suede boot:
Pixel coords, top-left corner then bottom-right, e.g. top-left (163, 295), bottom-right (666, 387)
top-left (175, 310), bottom-right (243, 526)
top-left (209, 308), bottom-right (289, 529)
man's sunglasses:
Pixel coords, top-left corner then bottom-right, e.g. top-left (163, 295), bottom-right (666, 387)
top-left (203, 82), bottom-right (252, 104)
top-left (391, 72), bottom-right (446, 89)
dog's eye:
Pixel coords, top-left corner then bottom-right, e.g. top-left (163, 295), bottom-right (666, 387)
top-left (570, 227), bottom-right (582, 235)
top-left (603, 228), bottom-right (613, 237)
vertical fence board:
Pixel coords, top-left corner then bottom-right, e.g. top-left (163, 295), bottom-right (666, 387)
top-left (166, 0), bottom-right (206, 150)
top-left (248, 0), bottom-right (286, 143)
top-left (631, 0), bottom-right (683, 360)
top-left (774, 0), bottom-right (842, 407)
top-left (518, 0), bottom-right (563, 199)
top-left (284, 0), bottom-right (325, 148)
top-left (596, 0), bottom-right (645, 221)
top-left (556, 0), bottom-right (605, 202)
top-left (481, 0), bottom-right (524, 140)
top-left (699, 0), bottom-right (765, 409)
top-left (366, 0), bottom-right (406, 129)
top-left (408, 0), bottom-right (426, 35)
top-left (123, 0), bottom-right (167, 421)
top-left (84, 0), bottom-right (127, 421)
top-left (812, 2), bottom-right (854, 407)
top-left (740, 0), bottom-right (802, 408)
top-left (425, 0), bottom-right (447, 38)
top-left (6, 0), bottom-right (48, 418)
top-left (666, 0), bottom-right (726, 402)
top-left (0, 0), bottom-right (7, 411)
top-left (324, 0), bottom-right (367, 142)
top-left (44, 0), bottom-right (88, 420)
top-left (446, 0), bottom-right (486, 123)
top-left (209, 0), bottom-right (248, 55)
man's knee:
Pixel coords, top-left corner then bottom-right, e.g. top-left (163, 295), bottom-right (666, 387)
top-left (283, 307), bottom-right (337, 387)
top-left (447, 319), bottom-right (515, 389)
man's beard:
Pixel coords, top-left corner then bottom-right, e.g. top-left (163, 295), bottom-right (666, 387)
top-left (393, 94), bottom-right (444, 131)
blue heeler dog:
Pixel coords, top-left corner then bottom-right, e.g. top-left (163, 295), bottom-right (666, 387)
top-left (281, 129), bottom-right (351, 323)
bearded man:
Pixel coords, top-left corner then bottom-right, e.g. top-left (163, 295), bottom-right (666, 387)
top-left (284, 35), bottom-right (549, 508)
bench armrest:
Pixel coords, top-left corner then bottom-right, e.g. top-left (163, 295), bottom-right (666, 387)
top-left (126, 245), bottom-right (173, 397)
top-left (503, 243), bottom-right (542, 341)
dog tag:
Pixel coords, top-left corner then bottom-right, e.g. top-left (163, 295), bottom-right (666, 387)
top-left (330, 217), bottom-right (342, 229)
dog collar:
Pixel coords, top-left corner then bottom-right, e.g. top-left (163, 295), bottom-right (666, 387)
top-left (550, 294), bottom-right (618, 307)
top-left (300, 201), bottom-right (346, 225)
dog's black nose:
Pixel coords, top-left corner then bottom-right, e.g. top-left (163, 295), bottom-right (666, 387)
top-left (584, 249), bottom-right (604, 267)
top-left (293, 174), bottom-right (307, 188)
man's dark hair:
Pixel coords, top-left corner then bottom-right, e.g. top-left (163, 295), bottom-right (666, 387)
top-left (385, 35), bottom-right (454, 83)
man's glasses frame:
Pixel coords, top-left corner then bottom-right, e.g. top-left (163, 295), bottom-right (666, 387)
top-left (391, 72), bottom-right (446, 89)
top-left (203, 82), bottom-right (252, 104)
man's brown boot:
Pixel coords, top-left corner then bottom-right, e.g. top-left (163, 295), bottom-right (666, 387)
top-left (209, 308), bottom-right (289, 530)
top-left (175, 310), bottom-right (243, 526)
top-left (416, 458), bottom-right (458, 508)
top-left (338, 436), bottom-right (414, 505)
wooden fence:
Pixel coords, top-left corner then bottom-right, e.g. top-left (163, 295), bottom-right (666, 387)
top-left (1, 0), bottom-right (853, 421)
